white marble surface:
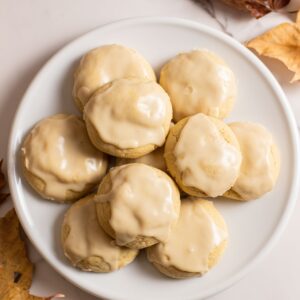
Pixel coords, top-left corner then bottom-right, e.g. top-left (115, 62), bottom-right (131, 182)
top-left (1, 0), bottom-right (300, 299)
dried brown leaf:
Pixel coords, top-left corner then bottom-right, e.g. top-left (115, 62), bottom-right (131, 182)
top-left (221, 0), bottom-right (290, 18)
top-left (0, 159), bottom-right (9, 205)
top-left (0, 192), bottom-right (9, 205)
top-left (247, 11), bottom-right (300, 82)
top-left (245, 2), bottom-right (271, 18)
top-left (0, 159), bottom-right (5, 189)
top-left (269, 0), bottom-right (291, 10)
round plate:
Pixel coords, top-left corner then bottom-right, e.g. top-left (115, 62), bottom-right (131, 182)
top-left (8, 17), bottom-right (300, 300)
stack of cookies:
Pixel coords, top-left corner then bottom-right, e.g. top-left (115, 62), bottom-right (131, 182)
top-left (20, 44), bottom-right (280, 279)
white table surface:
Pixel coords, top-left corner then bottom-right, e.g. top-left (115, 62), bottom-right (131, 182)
top-left (1, 1), bottom-right (300, 299)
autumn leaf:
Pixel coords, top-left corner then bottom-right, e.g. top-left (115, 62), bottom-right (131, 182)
top-left (247, 11), bottom-right (300, 82)
top-left (221, 0), bottom-right (290, 18)
top-left (0, 209), bottom-right (33, 289)
top-left (0, 209), bottom-right (64, 299)
top-left (0, 159), bottom-right (9, 205)
top-left (0, 276), bottom-right (65, 300)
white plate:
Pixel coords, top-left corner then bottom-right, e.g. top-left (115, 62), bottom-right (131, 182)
top-left (8, 17), bottom-right (300, 300)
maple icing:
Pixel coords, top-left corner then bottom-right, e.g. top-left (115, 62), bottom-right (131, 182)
top-left (160, 49), bottom-right (236, 121)
top-left (148, 198), bottom-right (228, 274)
top-left (84, 78), bottom-right (172, 149)
top-left (95, 163), bottom-right (180, 246)
top-left (229, 122), bottom-right (280, 199)
top-left (21, 114), bottom-right (107, 200)
top-left (63, 195), bottom-right (123, 270)
top-left (174, 114), bottom-right (241, 197)
top-left (73, 44), bottom-right (156, 107)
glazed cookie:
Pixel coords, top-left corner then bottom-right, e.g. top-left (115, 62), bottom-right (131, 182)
top-left (21, 114), bottom-right (108, 202)
top-left (147, 198), bottom-right (228, 279)
top-left (84, 78), bottom-right (173, 158)
top-left (73, 44), bottom-right (156, 110)
top-left (224, 122), bottom-right (280, 200)
top-left (165, 113), bottom-right (241, 197)
top-left (61, 194), bottom-right (138, 272)
top-left (95, 163), bottom-right (180, 249)
top-left (160, 49), bottom-right (237, 121)
top-left (115, 146), bottom-right (167, 172)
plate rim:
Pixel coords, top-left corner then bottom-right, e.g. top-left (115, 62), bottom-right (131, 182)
top-left (7, 16), bottom-right (300, 300)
